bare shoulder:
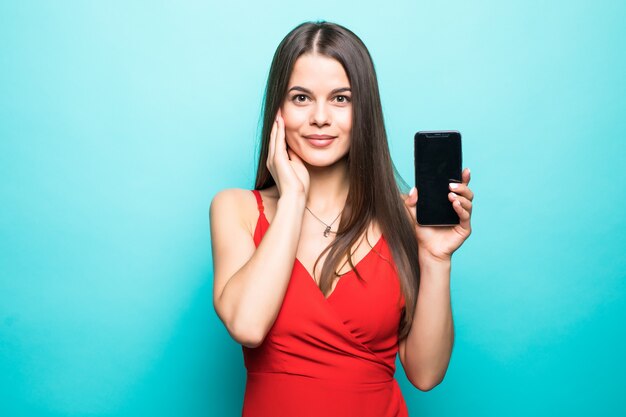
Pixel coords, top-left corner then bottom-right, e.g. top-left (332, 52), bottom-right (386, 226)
top-left (210, 188), bottom-right (260, 237)
top-left (209, 188), bottom-right (260, 310)
top-left (210, 188), bottom-right (244, 225)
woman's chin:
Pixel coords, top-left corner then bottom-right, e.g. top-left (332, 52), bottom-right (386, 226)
top-left (300, 155), bottom-right (348, 169)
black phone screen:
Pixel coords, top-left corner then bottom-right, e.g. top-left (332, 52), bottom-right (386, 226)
top-left (414, 131), bottom-right (463, 226)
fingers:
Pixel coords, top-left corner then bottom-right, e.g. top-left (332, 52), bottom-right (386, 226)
top-left (448, 192), bottom-right (472, 215)
top-left (276, 111), bottom-right (287, 155)
top-left (448, 181), bottom-right (474, 202)
top-left (268, 116), bottom-right (277, 163)
top-left (267, 109), bottom-right (284, 165)
top-left (451, 192), bottom-right (471, 230)
top-left (404, 187), bottom-right (418, 207)
top-left (402, 187), bottom-right (417, 223)
top-left (462, 167), bottom-right (471, 185)
top-left (403, 187), bottom-right (418, 223)
top-left (450, 169), bottom-right (473, 231)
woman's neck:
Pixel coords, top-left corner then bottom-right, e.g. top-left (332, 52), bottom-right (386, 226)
top-left (304, 160), bottom-right (350, 215)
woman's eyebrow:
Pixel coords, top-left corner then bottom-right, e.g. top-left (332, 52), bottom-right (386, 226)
top-left (288, 86), bottom-right (352, 94)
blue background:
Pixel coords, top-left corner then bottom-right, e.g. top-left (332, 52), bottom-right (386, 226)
top-left (1, 1), bottom-right (624, 416)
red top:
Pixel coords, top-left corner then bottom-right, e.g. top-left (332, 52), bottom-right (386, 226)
top-left (242, 189), bottom-right (408, 417)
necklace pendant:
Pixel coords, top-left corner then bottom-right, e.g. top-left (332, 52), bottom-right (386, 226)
top-left (324, 226), bottom-right (331, 237)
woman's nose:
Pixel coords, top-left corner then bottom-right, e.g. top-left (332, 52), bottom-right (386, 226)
top-left (310, 103), bottom-right (330, 126)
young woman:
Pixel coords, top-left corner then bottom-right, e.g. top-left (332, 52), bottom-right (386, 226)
top-left (210, 20), bottom-right (474, 417)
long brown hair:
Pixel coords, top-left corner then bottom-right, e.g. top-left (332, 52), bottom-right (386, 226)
top-left (253, 20), bottom-right (420, 341)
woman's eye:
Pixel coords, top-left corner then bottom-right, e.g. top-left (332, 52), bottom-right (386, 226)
top-left (290, 94), bottom-right (351, 104)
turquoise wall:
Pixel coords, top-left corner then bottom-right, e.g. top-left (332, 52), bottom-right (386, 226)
top-left (1, 1), bottom-right (624, 416)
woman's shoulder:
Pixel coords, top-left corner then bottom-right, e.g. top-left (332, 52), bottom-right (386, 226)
top-left (212, 186), bottom-right (280, 206)
top-left (210, 186), bottom-right (279, 235)
top-left (211, 187), bottom-right (250, 208)
top-left (210, 188), bottom-right (252, 235)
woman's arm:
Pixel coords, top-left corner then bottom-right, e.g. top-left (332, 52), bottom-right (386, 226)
top-left (399, 254), bottom-right (454, 391)
top-left (399, 167), bottom-right (473, 390)
top-left (210, 188), bottom-right (306, 348)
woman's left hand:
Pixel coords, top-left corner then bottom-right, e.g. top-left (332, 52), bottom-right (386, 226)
top-left (404, 167), bottom-right (473, 262)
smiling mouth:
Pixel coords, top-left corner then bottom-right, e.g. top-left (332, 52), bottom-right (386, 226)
top-left (304, 135), bottom-right (337, 140)
top-left (305, 137), bottom-right (336, 147)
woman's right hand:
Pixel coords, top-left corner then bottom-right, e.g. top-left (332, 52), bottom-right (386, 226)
top-left (267, 108), bottom-right (310, 199)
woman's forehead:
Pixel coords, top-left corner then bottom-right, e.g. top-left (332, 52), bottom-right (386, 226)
top-left (288, 54), bottom-right (350, 91)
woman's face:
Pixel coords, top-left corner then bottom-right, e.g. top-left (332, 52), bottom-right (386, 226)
top-left (280, 53), bottom-right (352, 167)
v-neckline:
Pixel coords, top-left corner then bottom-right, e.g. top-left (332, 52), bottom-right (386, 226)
top-left (255, 200), bottom-right (384, 302)
top-left (295, 233), bottom-right (384, 301)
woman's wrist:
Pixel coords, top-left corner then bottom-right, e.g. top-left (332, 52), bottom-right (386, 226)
top-left (418, 254), bottom-right (452, 287)
top-left (277, 191), bottom-right (306, 211)
top-left (419, 252), bottom-right (452, 277)
top-left (419, 250), bottom-right (452, 265)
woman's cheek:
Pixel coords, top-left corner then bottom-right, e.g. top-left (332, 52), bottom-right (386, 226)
top-left (283, 119), bottom-right (299, 145)
top-left (284, 129), bottom-right (298, 150)
top-left (285, 134), bottom-right (294, 150)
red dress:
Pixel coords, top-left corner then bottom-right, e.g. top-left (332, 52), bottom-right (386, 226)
top-left (242, 189), bottom-right (409, 417)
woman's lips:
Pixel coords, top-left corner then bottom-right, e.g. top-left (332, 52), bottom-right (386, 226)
top-left (304, 135), bottom-right (337, 147)
top-left (305, 135), bottom-right (336, 139)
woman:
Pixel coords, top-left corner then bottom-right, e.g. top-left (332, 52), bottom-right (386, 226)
top-left (210, 20), bottom-right (473, 417)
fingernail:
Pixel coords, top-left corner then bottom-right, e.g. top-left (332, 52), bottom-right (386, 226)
top-left (449, 183), bottom-right (459, 189)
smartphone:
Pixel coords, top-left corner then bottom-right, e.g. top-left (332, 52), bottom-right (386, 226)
top-left (414, 130), bottom-right (463, 226)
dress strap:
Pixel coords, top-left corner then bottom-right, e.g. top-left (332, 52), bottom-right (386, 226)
top-left (251, 189), bottom-right (264, 214)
